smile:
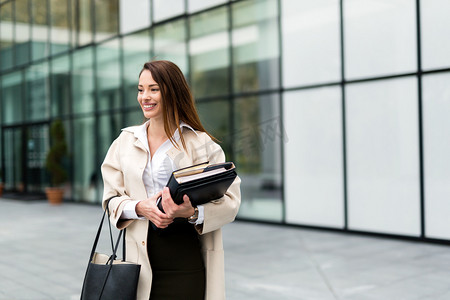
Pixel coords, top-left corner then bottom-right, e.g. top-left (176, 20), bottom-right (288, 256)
top-left (143, 104), bottom-right (157, 109)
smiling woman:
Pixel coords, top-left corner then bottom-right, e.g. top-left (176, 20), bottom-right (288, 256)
top-left (100, 60), bottom-right (241, 300)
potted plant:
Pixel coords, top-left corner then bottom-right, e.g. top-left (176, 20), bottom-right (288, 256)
top-left (45, 119), bottom-right (68, 205)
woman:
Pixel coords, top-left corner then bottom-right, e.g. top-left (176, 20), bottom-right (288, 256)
top-left (101, 60), bottom-right (241, 300)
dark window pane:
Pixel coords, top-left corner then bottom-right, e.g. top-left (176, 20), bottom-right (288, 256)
top-left (51, 54), bottom-right (71, 116)
top-left (26, 62), bottom-right (50, 121)
top-left (97, 39), bottom-right (121, 111)
top-left (232, 0), bottom-right (279, 93)
top-left (189, 7), bottom-right (230, 98)
top-left (72, 47), bottom-right (95, 114)
top-left (233, 93), bottom-right (283, 222)
top-left (95, 0), bottom-right (118, 42)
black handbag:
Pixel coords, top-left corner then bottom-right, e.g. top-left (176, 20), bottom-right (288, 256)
top-left (80, 201), bottom-right (141, 300)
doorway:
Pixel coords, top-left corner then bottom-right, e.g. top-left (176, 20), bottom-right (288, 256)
top-left (2, 124), bottom-right (49, 195)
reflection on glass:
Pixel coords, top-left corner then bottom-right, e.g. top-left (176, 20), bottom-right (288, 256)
top-left (73, 116), bottom-right (96, 202)
top-left (96, 39), bottom-right (121, 111)
top-left (3, 128), bottom-right (24, 191)
top-left (51, 54), bottom-right (71, 116)
top-left (72, 47), bottom-right (95, 114)
top-left (15, 0), bottom-right (31, 65)
top-left (153, 0), bottom-right (185, 22)
top-left (154, 19), bottom-right (187, 72)
top-left (344, 0), bottom-right (417, 79)
top-left (2, 71), bottom-right (24, 124)
top-left (78, 0), bottom-right (93, 45)
top-left (282, 0), bottom-right (341, 87)
top-left (123, 30), bottom-right (151, 107)
top-left (232, 0), bottom-right (279, 93)
top-left (95, 0), bottom-right (118, 42)
top-left (1, 2), bottom-right (14, 70)
top-left (233, 94), bottom-right (283, 222)
top-left (422, 73), bottom-right (450, 239)
top-left (50, 0), bottom-right (70, 54)
top-left (189, 7), bottom-right (230, 98)
top-left (421, 0), bottom-right (450, 70)
top-left (119, 0), bottom-right (151, 34)
top-left (125, 109), bottom-right (146, 128)
top-left (26, 62), bottom-right (50, 121)
top-left (97, 112), bottom-right (122, 200)
top-left (26, 125), bottom-right (50, 194)
top-left (31, 0), bottom-right (49, 61)
top-left (188, 0), bottom-right (227, 13)
top-left (197, 100), bottom-right (231, 157)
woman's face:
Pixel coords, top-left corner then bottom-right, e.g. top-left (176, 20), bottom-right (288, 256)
top-left (138, 69), bottom-right (163, 120)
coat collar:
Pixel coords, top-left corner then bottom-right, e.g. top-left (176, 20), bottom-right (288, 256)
top-left (121, 120), bottom-right (198, 158)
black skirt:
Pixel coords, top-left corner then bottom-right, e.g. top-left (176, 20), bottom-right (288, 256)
top-left (147, 220), bottom-right (205, 300)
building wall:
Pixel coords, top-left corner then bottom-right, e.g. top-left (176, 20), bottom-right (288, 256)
top-left (1, 0), bottom-right (450, 241)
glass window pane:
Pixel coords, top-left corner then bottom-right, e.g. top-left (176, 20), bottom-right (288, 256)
top-left (346, 77), bottom-right (420, 236)
top-left (51, 54), bottom-right (71, 116)
top-left (1, 71), bottom-right (24, 124)
top-left (78, 0), bottom-right (93, 45)
top-left (25, 62), bottom-right (50, 121)
top-left (96, 39), bottom-right (121, 111)
top-left (197, 99), bottom-right (231, 156)
top-left (72, 47), bottom-right (95, 114)
top-left (31, 0), bottom-right (49, 61)
top-left (233, 94), bottom-right (283, 222)
top-left (119, 0), bottom-right (151, 34)
top-left (153, 0), bottom-right (185, 23)
top-left (154, 20), bottom-right (188, 72)
top-left (1, 2), bottom-right (14, 70)
top-left (282, 0), bottom-right (341, 87)
top-left (50, 0), bottom-right (70, 54)
top-left (423, 73), bottom-right (450, 239)
top-left (284, 87), bottom-right (344, 228)
top-left (97, 112), bottom-right (122, 200)
top-left (189, 7), bottom-right (230, 98)
top-left (95, 0), bottom-right (118, 42)
top-left (15, 0), bottom-right (31, 65)
top-left (188, 0), bottom-right (227, 13)
top-left (123, 30), bottom-right (151, 108)
top-left (73, 116), bottom-right (96, 202)
top-left (344, 0), bottom-right (417, 80)
top-left (232, 0), bottom-right (279, 93)
top-left (421, 0), bottom-right (450, 70)
top-left (125, 109), bottom-right (146, 127)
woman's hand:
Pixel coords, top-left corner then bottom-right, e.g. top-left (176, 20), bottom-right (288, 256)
top-left (135, 191), bottom-right (174, 228)
top-left (161, 187), bottom-right (195, 219)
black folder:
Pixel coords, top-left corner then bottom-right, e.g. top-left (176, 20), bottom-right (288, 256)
top-left (156, 161), bottom-right (237, 212)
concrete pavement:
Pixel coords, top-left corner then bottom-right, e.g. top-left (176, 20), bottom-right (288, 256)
top-left (1, 197), bottom-right (450, 300)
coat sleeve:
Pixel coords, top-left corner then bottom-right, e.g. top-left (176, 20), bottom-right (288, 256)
top-left (195, 135), bottom-right (241, 235)
top-left (101, 135), bottom-right (134, 229)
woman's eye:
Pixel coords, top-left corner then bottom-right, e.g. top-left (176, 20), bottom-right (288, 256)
top-left (138, 89), bottom-right (143, 93)
top-left (151, 88), bottom-right (159, 93)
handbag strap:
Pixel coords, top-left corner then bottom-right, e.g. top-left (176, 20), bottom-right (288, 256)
top-left (87, 197), bottom-right (126, 263)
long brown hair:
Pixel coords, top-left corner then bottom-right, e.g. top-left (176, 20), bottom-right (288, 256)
top-left (140, 60), bottom-right (216, 150)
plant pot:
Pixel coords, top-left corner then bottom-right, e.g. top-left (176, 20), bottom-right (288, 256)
top-left (45, 187), bottom-right (64, 205)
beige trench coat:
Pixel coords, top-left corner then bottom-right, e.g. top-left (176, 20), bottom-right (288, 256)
top-left (101, 127), bottom-right (241, 300)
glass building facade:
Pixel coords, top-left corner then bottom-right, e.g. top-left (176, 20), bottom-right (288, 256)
top-left (1, 0), bottom-right (450, 242)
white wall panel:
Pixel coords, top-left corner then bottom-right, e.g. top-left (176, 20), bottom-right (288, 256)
top-left (344, 0), bottom-right (417, 80)
top-left (346, 77), bottom-right (420, 236)
top-left (284, 86), bottom-right (344, 228)
top-left (421, 0), bottom-right (450, 70)
top-left (423, 73), bottom-right (450, 239)
top-left (282, 0), bottom-right (341, 87)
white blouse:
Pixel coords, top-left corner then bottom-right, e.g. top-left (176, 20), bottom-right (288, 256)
top-left (120, 120), bottom-right (204, 224)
